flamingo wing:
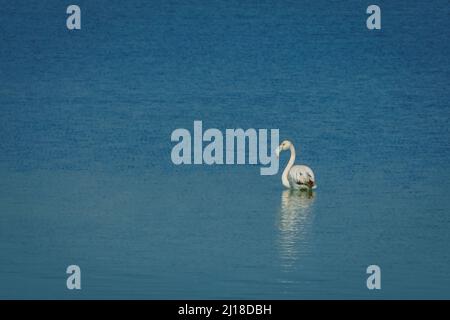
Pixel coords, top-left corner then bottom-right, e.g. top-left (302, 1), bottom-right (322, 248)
top-left (288, 165), bottom-right (316, 189)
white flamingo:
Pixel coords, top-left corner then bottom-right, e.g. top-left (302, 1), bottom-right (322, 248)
top-left (275, 140), bottom-right (316, 190)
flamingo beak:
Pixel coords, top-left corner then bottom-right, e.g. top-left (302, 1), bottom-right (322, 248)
top-left (275, 147), bottom-right (280, 158)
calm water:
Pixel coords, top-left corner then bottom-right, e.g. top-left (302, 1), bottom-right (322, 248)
top-left (0, 0), bottom-right (449, 299)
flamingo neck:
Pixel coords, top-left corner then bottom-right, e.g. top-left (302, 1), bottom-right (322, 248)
top-left (282, 145), bottom-right (296, 188)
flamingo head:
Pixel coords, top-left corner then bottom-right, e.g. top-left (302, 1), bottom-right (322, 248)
top-left (275, 140), bottom-right (292, 158)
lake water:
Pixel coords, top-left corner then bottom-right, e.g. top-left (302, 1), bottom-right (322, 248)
top-left (0, 0), bottom-right (449, 299)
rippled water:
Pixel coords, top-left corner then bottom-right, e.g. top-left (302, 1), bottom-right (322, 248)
top-left (0, 0), bottom-right (449, 299)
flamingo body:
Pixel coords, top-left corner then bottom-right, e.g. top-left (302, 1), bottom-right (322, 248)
top-left (288, 165), bottom-right (316, 190)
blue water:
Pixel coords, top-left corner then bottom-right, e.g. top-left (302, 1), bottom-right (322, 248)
top-left (1, 0), bottom-right (449, 299)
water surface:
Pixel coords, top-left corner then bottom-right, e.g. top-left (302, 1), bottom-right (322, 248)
top-left (0, 0), bottom-right (449, 299)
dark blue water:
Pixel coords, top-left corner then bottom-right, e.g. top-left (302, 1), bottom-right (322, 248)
top-left (1, 0), bottom-right (449, 299)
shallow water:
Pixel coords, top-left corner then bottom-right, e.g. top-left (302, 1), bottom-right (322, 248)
top-left (0, 0), bottom-right (449, 299)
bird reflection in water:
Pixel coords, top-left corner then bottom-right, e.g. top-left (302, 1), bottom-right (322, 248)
top-left (277, 189), bottom-right (316, 269)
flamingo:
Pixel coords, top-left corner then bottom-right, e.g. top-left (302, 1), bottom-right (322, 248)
top-left (275, 140), bottom-right (316, 190)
